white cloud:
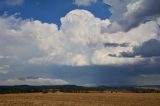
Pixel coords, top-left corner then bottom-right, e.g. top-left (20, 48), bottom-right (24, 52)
top-left (28, 10), bottom-right (110, 66)
top-left (0, 77), bottom-right (69, 85)
top-left (103, 21), bottom-right (159, 46)
top-left (91, 48), bottom-right (144, 65)
top-left (74, 0), bottom-right (97, 6)
top-left (0, 9), bottom-right (159, 69)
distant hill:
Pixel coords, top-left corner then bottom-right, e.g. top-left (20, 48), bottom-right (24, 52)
top-left (0, 85), bottom-right (160, 94)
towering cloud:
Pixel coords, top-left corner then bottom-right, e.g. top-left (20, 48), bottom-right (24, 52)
top-left (0, 9), bottom-right (159, 68)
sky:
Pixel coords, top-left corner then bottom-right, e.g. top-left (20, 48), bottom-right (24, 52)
top-left (0, 0), bottom-right (160, 86)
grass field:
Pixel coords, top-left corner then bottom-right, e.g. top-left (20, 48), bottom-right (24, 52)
top-left (0, 93), bottom-right (160, 106)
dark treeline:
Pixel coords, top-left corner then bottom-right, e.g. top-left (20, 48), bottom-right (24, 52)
top-left (0, 85), bottom-right (160, 94)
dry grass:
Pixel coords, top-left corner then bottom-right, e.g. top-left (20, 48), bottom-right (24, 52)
top-left (0, 93), bottom-right (160, 106)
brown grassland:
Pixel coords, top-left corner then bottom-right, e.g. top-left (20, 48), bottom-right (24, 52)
top-left (0, 93), bottom-right (160, 106)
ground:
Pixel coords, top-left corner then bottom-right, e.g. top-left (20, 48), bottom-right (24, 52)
top-left (0, 93), bottom-right (160, 106)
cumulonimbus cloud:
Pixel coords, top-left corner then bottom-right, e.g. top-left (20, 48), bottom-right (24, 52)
top-left (0, 9), bottom-right (159, 71)
top-left (0, 1), bottom-right (160, 85)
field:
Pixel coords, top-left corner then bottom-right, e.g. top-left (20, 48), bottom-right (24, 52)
top-left (0, 93), bottom-right (160, 106)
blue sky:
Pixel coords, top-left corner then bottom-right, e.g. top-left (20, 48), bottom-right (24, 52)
top-left (0, 0), bottom-right (160, 86)
top-left (0, 0), bottom-right (111, 27)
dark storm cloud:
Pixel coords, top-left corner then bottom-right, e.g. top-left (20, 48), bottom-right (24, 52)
top-left (1, 63), bottom-right (160, 86)
top-left (121, 39), bottom-right (160, 58)
top-left (105, 0), bottom-right (160, 32)
top-left (104, 42), bottom-right (130, 47)
top-left (120, 0), bottom-right (160, 31)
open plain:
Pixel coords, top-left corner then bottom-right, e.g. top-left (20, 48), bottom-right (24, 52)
top-left (0, 93), bottom-right (160, 106)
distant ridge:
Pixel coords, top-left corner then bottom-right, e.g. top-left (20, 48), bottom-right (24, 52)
top-left (0, 85), bottom-right (160, 94)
